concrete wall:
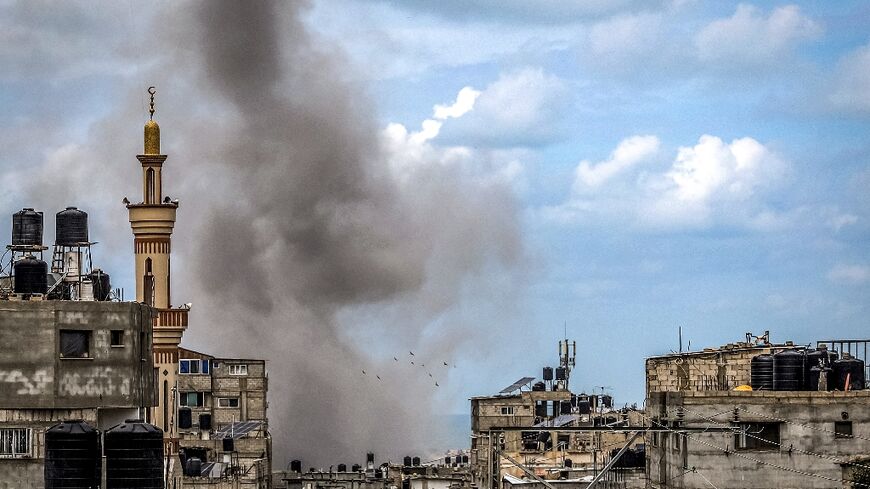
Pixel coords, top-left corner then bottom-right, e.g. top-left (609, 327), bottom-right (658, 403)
top-left (645, 345), bottom-right (779, 397)
top-left (0, 301), bottom-right (155, 409)
top-left (647, 390), bottom-right (870, 488)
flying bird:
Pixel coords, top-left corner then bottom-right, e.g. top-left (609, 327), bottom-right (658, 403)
top-left (394, 357), bottom-right (398, 361)
top-left (428, 373), bottom-right (433, 378)
top-left (362, 370), bottom-right (366, 375)
top-left (435, 382), bottom-right (439, 387)
top-left (421, 363), bottom-right (425, 367)
top-left (409, 351), bottom-right (415, 356)
top-left (443, 362), bottom-right (448, 366)
top-left (376, 375), bottom-right (381, 380)
top-left (410, 361), bottom-right (415, 365)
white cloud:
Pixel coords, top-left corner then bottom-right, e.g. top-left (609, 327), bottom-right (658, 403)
top-left (650, 135), bottom-right (786, 224)
top-left (433, 87), bottom-right (482, 120)
top-left (695, 4), bottom-right (821, 65)
top-left (546, 133), bottom-right (788, 229)
top-left (828, 42), bottom-right (870, 113)
top-left (828, 264), bottom-right (870, 285)
top-left (382, 85), bottom-right (527, 189)
top-left (582, 12), bottom-right (679, 75)
top-left (439, 68), bottom-right (569, 147)
top-left (573, 135), bottom-right (659, 189)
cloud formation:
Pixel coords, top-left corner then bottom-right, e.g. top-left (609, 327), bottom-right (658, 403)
top-left (695, 4), bottom-right (822, 65)
top-left (573, 135), bottom-right (659, 189)
top-left (439, 68), bottom-right (569, 147)
top-left (548, 134), bottom-right (788, 228)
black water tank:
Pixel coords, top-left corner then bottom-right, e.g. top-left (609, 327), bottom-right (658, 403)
top-left (367, 453), bottom-right (375, 464)
top-left (375, 469), bottom-right (383, 478)
top-left (560, 400), bottom-right (572, 415)
top-left (535, 401), bottom-right (547, 417)
top-left (198, 413), bottom-right (212, 430)
top-left (601, 395), bottom-right (613, 409)
top-left (412, 456), bottom-right (420, 466)
top-left (543, 367), bottom-right (553, 381)
top-left (807, 366), bottom-right (832, 391)
top-left (90, 269), bottom-right (112, 301)
top-left (56, 207), bottom-right (89, 245)
top-left (105, 419), bottom-right (163, 489)
top-left (833, 356), bottom-right (866, 391)
top-left (564, 458), bottom-right (573, 468)
top-left (804, 350), bottom-right (828, 389)
top-left (338, 464), bottom-right (347, 472)
top-left (12, 208), bottom-right (43, 246)
top-left (223, 437), bottom-right (235, 452)
top-left (750, 354), bottom-right (774, 391)
top-left (178, 408), bottom-right (192, 429)
top-left (185, 457), bottom-right (202, 477)
top-left (444, 456), bottom-right (451, 465)
top-left (14, 256), bottom-right (48, 295)
top-left (352, 464), bottom-right (361, 472)
top-left (773, 350), bottom-right (804, 391)
top-left (44, 420), bottom-right (101, 489)
top-left (291, 460), bottom-right (302, 473)
top-left (532, 381), bottom-right (545, 392)
top-left (555, 367), bottom-right (567, 381)
top-left (461, 455), bottom-right (469, 464)
top-left (403, 456), bottom-right (412, 466)
top-left (577, 400), bottom-right (591, 415)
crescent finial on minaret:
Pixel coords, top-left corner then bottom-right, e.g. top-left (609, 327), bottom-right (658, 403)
top-left (144, 86), bottom-right (160, 155)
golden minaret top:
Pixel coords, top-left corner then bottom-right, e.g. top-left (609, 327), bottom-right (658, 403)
top-left (144, 86), bottom-right (160, 155)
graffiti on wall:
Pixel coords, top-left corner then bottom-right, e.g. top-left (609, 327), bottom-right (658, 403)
top-left (0, 369), bottom-right (53, 395)
top-left (59, 367), bottom-right (131, 397)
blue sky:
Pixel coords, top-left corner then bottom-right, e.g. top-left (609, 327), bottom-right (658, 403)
top-left (303, 0), bottom-right (870, 401)
top-left (0, 0), bottom-right (868, 460)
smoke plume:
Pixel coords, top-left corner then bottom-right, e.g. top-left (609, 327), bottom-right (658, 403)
top-left (5, 0), bottom-right (524, 466)
top-left (166, 0), bottom-right (524, 465)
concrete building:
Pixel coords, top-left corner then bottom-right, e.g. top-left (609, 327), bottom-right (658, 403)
top-left (0, 300), bottom-right (155, 488)
top-left (645, 334), bottom-right (870, 488)
top-left (470, 340), bottom-right (644, 489)
top-left (173, 347), bottom-right (272, 487)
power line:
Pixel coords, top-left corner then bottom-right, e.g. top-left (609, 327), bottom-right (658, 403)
top-left (639, 412), bottom-right (870, 488)
top-left (673, 405), bottom-right (870, 472)
top-left (739, 405), bottom-right (870, 443)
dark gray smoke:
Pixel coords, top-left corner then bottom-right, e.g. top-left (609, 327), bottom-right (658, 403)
top-left (6, 0), bottom-right (524, 466)
top-left (165, 0), bottom-right (524, 465)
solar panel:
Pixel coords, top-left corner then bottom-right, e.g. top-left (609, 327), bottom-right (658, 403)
top-left (214, 421), bottom-right (262, 439)
top-left (499, 376), bottom-right (535, 394)
top-left (533, 414), bottom-right (579, 428)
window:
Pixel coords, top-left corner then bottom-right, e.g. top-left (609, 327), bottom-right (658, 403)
top-left (735, 422), bottom-right (780, 450)
top-left (0, 428), bottom-right (31, 458)
top-left (835, 421), bottom-right (853, 439)
top-left (180, 359), bottom-right (210, 375)
top-left (179, 392), bottom-right (204, 407)
top-left (218, 398), bottom-right (240, 408)
top-left (228, 364), bottom-right (248, 376)
top-left (60, 330), bottom-right (90, 358)
top-left (500, 406), bottom-right (515, 415)
top-left (110, 330), bottom-right (125, 347)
